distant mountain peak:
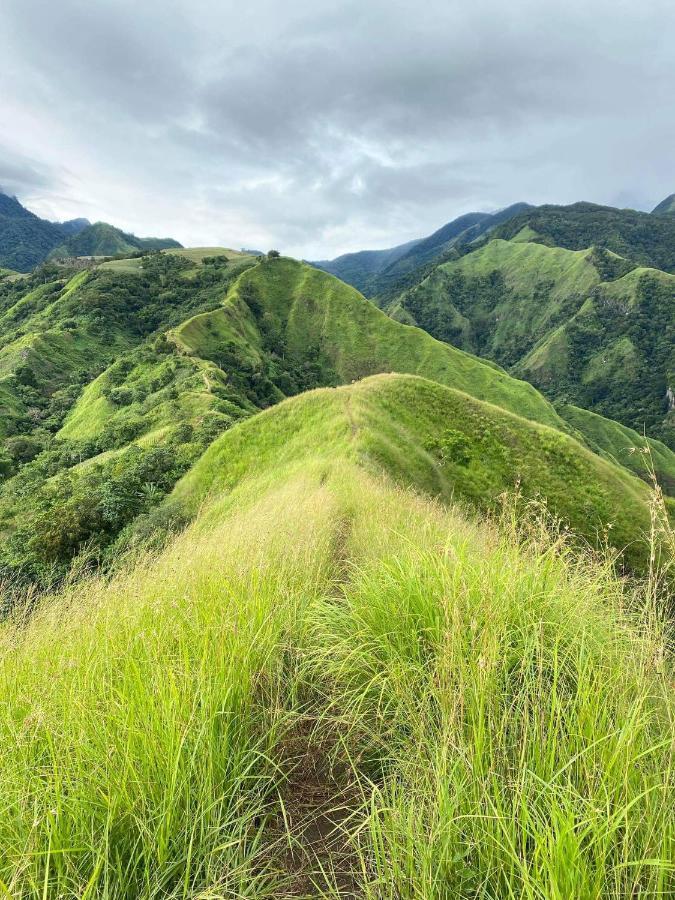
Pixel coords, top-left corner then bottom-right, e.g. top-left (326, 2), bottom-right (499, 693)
top-left (0, 192), bottom-right (179, 270)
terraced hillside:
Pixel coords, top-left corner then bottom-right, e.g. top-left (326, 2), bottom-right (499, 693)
top-left (0, 372), bottom-right (672, 897)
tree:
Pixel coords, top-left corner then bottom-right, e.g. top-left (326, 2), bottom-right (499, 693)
top-left (267, 249), bottom-right (281, 259)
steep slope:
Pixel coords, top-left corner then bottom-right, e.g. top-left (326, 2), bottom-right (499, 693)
top-left (49, 222), bottom-right (181, 258)
top-left (559, 403), bottom-right (675, 494)
top-left (0, 373), bottom-right (671, 896)
top-left (492, 201), bottom-right (675, 272)
top-left (170, 256), bottom-right (566, 433)
top-left (312, 202), bottom-right (530, 298)
top-left (0, 191), bottom-right (88, 271)
top-left (394, 237), bottom-right (675, 451)
top-left (311, 236), bottom-right (422, 294)
top-left (3, 251), bottom-right (658, 588)
top-left (173, 374), bottom-right (661, 571)
top-left (652, 192), bottom-right (675, 216)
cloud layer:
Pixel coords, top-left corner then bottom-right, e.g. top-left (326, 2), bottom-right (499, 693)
top-left (1, 0), bottom-right (673, 257)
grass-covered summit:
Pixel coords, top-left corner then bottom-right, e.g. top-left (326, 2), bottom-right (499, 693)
top-left (2, 249), bottom-right (668, 589)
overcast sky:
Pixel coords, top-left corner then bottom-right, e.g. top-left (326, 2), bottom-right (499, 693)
top-left (0, 0), bottom-right (673, 259)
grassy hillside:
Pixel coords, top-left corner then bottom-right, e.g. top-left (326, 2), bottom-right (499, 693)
top-left (0, 373), bottom-right (671, 896)
top-left (394, 237), bottom-right (675, 450)
top-left (2, 251), bottom-right (671, 590)
top-left (172, 374), bottom-right (662, 571)
top-left (49, 222), bottom-right (181, 259)
top-left (492, 201), bottom-right (675, 273)
top-left (560, 403), bottom-right (675, 494)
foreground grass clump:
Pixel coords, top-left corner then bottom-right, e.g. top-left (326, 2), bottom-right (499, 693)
top-left (0, 447), bottom-right (672, 895)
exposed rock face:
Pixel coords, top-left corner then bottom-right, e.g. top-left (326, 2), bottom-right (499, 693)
top-left (666, 387), bottom-right (675, 412)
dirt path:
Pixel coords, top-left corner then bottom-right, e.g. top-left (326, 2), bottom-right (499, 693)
top-left (266, 717), bottom-right (363, 898)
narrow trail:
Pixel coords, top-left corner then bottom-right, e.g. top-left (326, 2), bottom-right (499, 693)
top-left (344, 393), bottom-right (359, 441)
top-left (266, 717), bottom-right (363, 898)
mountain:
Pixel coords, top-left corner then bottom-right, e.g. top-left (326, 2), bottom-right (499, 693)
top-left (384, 205), bottom-right (675, 451)
top-left (59, 216), bottom-right (92, 235)
top-left (48, 221), bottom-right (182, 259)
top-left (0, 242), bottom-right (673, 896)
top-left (0, 190), bottom-right (179, 271)
top-left (0, 366), bottom-right (672, 896)
top-left (652, 192), bottom-right (675, 216)
top-left (311, 235), bottom-right (422, 294)
top-left (3, 249), bottom-right (671, 590)
top-left (491, 201), bottom-right (675, 272)
top-left (0, 191), bottom-right (84, 271)
top-left (312, 202), bottom-right (531, 298)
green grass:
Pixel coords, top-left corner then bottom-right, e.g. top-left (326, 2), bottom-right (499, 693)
top-left (175, 256), bottom-right (569, 432)
top-left (392, 235), bottom-right (675, 451)
top-left (395, 239), bottom-right (600, 365)
top-left (0, 378), bottom-right (672, 897)
top-left (173, 374), bottom-right (662, 572)
top-left (560, 403), bottom-right (675, 494)
top-left (166, 247), bottom-right (255, 263)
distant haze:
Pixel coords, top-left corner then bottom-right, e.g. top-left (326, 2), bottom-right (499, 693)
top-left (1, 0), bottom-right (673, 259)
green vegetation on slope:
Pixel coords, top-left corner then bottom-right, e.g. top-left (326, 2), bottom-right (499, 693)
top-left (492, 201), bottom-right (675, 273)
top-left (560, 403), bottom-right (675, 495)
top-left (652, 192), bottom-right (675, 216)
top-left (313, 202), bottom-right (531, 300)
top-left (172, 375), bottom-right (663, 572)
top-left (0, 377), bottom-right (671, 897)
top-left (0, 192), bottom-right (87, 272)
top-left (394, 237), bottom-right (675, 452)
top-left (49, 221), bottom-right (181, 259)
top-left (1, 252), bottom-right (669, 590)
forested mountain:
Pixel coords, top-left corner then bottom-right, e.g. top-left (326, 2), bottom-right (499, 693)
top-left (652, 192), bottom-right (675, 216)
top-left (0, 191), bottom-right (90, 271)
top-left (49, 222), bottom-right (182, 259)
top-left (491, 201), bottom-right (675, 272)
top-left (312, 202), bottom-right (531, 297)
top-left (0, 191), bottom-right (180, 271)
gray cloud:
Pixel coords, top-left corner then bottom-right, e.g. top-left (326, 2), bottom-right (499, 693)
top-left (0, 0), bottom-right (673, 257)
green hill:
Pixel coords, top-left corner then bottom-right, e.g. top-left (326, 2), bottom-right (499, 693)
top-left (491, 201), bottom-right (675, 273)
top-left (172, 373), bottom-right (662, 572)
top-left (652, 192), bottom-right (675, 216)
top-left (49, 222), bottom-right (182, 259)
top-left (0, 253), bottom-right (576, 586)
top-left (392, 237), bottom-right (675, 451)
top-left (0, 371), bottom-right (671, 896)
top-left (3, 250), bottom-right (668, 589)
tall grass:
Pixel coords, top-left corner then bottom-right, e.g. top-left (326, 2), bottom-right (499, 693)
top-left (0, 462), bottom-right (672, 897)
top-left (0, 477), bottom-right (339, 897)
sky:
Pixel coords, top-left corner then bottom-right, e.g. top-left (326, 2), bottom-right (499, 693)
top-left (0, 0), bottom-right (674, 260)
